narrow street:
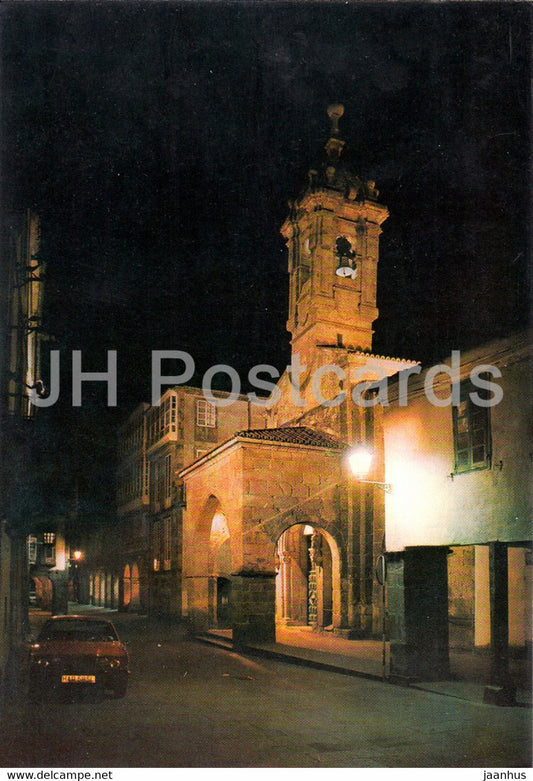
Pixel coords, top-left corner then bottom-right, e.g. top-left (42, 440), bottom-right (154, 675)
top-left (1, 610), bottom-right (531, 768)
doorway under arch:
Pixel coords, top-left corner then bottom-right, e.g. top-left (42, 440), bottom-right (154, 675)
top-left (208, 509), bottom-right (232, 629)
top-left (275, 524), bottom-right (335, 630)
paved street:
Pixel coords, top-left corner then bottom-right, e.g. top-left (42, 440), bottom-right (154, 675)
top-left (0, 610), bottom-right (531, 768)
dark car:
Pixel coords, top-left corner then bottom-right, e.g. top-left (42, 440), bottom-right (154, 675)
top-left (29, 615), bottom-right (130, 699)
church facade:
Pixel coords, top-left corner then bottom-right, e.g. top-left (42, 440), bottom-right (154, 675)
top-left (179, 104), bottom-right (416, 646)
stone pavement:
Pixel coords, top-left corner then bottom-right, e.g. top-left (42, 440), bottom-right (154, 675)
top-left (198, 624), bottom-right (532, 708)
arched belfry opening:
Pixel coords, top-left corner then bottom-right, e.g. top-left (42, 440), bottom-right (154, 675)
top-left (208, 509), bottom-right (232, 628)
top-left (276, 523), bottom-right (339, 631)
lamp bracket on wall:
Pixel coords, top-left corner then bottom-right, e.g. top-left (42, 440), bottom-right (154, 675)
top-left (356, 478), bottom-right (392, 494)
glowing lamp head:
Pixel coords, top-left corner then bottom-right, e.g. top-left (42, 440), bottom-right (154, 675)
top-left (347, 445), bottom-right (373, 478)
top-left (73, 550), bottom-right (83, 562)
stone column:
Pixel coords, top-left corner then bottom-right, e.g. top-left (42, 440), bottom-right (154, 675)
top-left (483, 542), bottom-right (516, 705)
top-left (279, 551), bottom-right (291, 623)
top-left (387, 555), bottom-right (408, 680)
top-left (489, 542), bottom-right (511, 683)
top-left (231, 570), bottom-right (276, 648)
top-left (50, 570), bottom-right (68, 615)
top-left (388, 547), bottom-right (449, 682)
top-left (185, 575), bottom-right (210, 634)
top-left (308, 531), bottom-right (322, 626)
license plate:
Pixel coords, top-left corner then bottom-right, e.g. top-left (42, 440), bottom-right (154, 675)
top-left (61, 674), bottom-right (96, 684)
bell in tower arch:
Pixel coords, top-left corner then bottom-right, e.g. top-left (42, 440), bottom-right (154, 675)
top-left (334, 236), bottom-right (357, 279)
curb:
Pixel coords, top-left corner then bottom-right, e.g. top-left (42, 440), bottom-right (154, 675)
top-left (194, 633), bottom-right (532, 708)
top-left (194, 633), bottom-right (386, 683)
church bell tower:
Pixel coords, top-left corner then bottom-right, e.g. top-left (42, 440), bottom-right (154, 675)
top-left (281, 104), bottom-right (389, 365)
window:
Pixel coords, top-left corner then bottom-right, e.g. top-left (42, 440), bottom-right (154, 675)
top-left (163, 517), bottom-right (172, 571)
top-left (150, 459), bottom-right (160, 506)
top-left (144, 458), bottom-right (150, 499)
top-left (146, 391), bottom-right (178, 447)
top-left (452, 381), bottom-right (491, 473)
top-left (152, 520), bottom-right (162, 571)
top-left (153, 518), bottom-right (172, 571)
top-left (43, 532), bottom-right (56, 565)
top-left (196, 398), bottom-right (216, 428)
top-left (164, 453), bottom-right (172, 500)
top-left (27, 536), bottom-right (37, 565)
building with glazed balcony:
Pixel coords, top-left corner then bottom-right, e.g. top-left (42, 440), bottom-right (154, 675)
top-left (114, 387), bottom-right (265, 618)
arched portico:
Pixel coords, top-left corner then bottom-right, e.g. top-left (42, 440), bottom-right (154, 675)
top-left (122, 562), bottom-right (141, 611)
top-left (183, 491), bottom-right (240, 634)
top-left (180, 429), bottom-right (346, 647)
top-left (207, 508), bottom-right (232, 628)
top-left (123, 564), bottom-right (131, 607)
top-left (276, 522), bottom-right (341, 631)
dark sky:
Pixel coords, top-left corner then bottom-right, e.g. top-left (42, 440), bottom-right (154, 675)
top-left (1, 1), bottom-right (530, 524)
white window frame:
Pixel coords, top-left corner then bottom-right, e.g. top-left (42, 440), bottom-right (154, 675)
top-left (196, 398), bottom-right (216, 428)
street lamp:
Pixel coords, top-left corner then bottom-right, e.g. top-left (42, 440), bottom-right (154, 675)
top-left (69, 549), bottom-right (84, 604)
top-left (346, 444), bottom-right (392, 493)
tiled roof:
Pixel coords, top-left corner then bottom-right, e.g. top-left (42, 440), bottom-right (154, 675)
top-left (235, 426), bottom-right (344, 449)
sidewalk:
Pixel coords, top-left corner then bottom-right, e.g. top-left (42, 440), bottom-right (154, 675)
top-left (25, 607), bottom-right (531, 708)
top-left (197, 625), bottom-right (532, 708)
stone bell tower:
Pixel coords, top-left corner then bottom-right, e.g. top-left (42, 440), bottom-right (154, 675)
top-left (281, 104), bottom-right (389, 366)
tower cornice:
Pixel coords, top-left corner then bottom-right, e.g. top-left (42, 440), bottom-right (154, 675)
top-left (281, 192), bottom-right (388, 240)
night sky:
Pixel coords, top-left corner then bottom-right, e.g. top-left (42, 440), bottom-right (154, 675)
top-left (1, 2), bottom-right (530, 526)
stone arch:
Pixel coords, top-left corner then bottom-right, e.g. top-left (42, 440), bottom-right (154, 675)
top-left (130, 562), bottom-right (140, 608)
top-left (208, 511), bottom-right (231, 577)
top-left (123, 564), bottom-right (131, 608)
top-left (194, 495), bottom-right (227, 569)
top-left (91, 570), bottom-right (106, 607)
top-left (122, 562), bottom-right (142, 611)
top-left (208, 508), bottom-right (233, 629)
top-left (275, 521), bottom-right (342, 630)
top-left (192, 494), bottom-right (236, 630)
top-left (31, 574), bottom-right (53, 610)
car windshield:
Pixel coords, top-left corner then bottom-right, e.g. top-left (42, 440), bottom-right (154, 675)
top-left (38, 620), bottom-right (118, 642)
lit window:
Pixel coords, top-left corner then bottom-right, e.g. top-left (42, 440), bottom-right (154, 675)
top-left (452, 380), bottom-right (491, 473)
top-left (43, 533), bottom-right (56, 566)
top-left (153, 520), bottom-right (163, 571)
top-left (196, 399), bottom-right (216, 428)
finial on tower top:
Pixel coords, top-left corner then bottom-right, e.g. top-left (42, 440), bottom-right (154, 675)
top-left (327, 103), bottom-right (345, 135)
top-left (325, 103), bottom-right (345, 161)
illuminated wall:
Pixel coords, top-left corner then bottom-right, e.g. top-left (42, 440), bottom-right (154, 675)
top-left (383, 333), bottom-right (531, 551)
